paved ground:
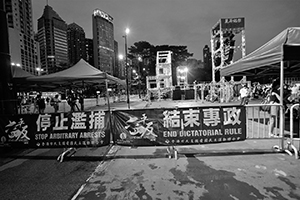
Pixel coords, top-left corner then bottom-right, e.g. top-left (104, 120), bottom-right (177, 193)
top-left (2, 96), bottom-right (300, 200)
top-left (71, 144), bottom-right (300, 200)
top-left (70, 97), bottom-right (300, 200)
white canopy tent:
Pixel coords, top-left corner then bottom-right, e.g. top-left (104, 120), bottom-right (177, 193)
top-left (26, 59), bottom-right (127, 109)
top-left (220, 27), bottom-right (300, 141)
top-left (220, 27), bottom-right (300, 77)
top-left (27, 59), bottom-right (126, 86)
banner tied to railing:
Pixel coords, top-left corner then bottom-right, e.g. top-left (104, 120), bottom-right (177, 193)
top-left (0, 111), bottom-right (110, 148)
top-left (0, 106), bottom-right (246, 148)
top-left (112, 105), bottom-right (246, 146)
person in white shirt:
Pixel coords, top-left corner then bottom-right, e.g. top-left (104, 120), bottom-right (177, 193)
top-left (291, 84), bottom-right (298, 94)
top-left (239, 84), bottom-right (249, 105)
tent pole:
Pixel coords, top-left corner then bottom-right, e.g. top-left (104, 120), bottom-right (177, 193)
top-left (105, 78), bottom-right (111, 111)
top-left (105, 78), bottom-right (114, 144)
top-left (279, 60), bottom-right (284, 148)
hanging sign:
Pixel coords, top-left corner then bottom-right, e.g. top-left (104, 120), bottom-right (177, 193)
top-left (112, 106), bottom-right (246, 146)
top-left (0, 111), bottom-right (111, 148)
top-left (221, 17), bottom-right (245, 32)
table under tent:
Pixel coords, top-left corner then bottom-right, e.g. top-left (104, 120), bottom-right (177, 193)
top-left (20, 59), bottom-right (126, 112)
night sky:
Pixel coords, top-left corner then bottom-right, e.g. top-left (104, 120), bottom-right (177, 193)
top-left (32, 0), bottom-right (300, 61)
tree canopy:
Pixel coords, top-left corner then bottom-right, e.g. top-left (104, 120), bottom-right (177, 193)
top-left (127, 41), bottom-right (212, 84)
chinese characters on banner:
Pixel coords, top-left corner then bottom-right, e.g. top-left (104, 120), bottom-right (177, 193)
top-left (0, 106), bottom-right (246, 148)
top-left (0, 111), bottom-right (110, 148)
top-left (112, 106), bottom-right (246, 146)
top-left (221, 17), bottom-right (245, 32)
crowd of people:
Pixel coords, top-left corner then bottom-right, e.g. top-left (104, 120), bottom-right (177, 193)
top-left (238, 79), bottom-right (300, 137)
top-left (16, 87), bottom-right (129, 114)
top-left (17, 90), bottom-right (86, 114)
top-left (18, 93), bottom-right (61, 114)
top-left (195, 79), bottom-right (300, 137)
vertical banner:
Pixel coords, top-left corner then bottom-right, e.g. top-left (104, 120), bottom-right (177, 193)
top-left (112, 106), bottom-right (246, 146)
top-left (220, 17), bottom-right (245, 32)
top-left (0, 110), bottom-right (110, 148)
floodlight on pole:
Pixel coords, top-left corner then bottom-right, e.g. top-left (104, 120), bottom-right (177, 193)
top-left (36, 67), bottom-right (44, 76)
top-left (124, 28), bottom-right (130, 109)
top-left (118, 54), bottom-right (124, 60)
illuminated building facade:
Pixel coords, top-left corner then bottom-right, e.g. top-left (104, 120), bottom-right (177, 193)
top-left (37, 5), bottom-right (68, 74)
top-left (92, 9), bottom-right (114, 74)
top-left (5, 0), bottom-right (39, 75)
top-left (85, 38), bottom-right (94, 66)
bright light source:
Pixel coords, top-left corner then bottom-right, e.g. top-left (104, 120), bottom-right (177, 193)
top-left (125, 28), bottom-right (130, 35)
top-left (16, 63), bottom-right (21, 67)
top-left (132, 69), bottom-right (136, 73)
top-left (119, 54), bottom-right (124, 60)
top-left (36, 67), bottom-right (44, 71)
top-left (184, 67), bottom-right (188, 72)
top-left (138, 56), bottom-right (142, 61)
top-left (11, 62), bottom-right (15, 66)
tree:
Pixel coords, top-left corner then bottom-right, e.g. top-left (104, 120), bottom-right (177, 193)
top-left (128, 42), bottom-right (194, 84)
top-left (128, 41), bottom-right (156, 76)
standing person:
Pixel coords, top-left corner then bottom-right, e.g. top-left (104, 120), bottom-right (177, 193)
top-left (78, 93), bottom-right (84, 111)
top-left (239, 84), bottom-right (249, 105)
top-left (268, 86), bottom-right (280, 137)
top-left (96, 91), bottom-right (100, 106)
top-left (67, 91), bottom-right (77, 112)
top-left (36, 94), bottom-right (46, 114)
top-left (52, 94), bottom-right (60, 113)
top-left (46, 97), bottom-right (50, 105)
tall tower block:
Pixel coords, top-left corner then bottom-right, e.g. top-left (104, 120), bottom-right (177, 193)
top-left (211, 17), bottom-right (245, 82)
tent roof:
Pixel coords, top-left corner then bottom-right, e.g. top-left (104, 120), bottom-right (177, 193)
top-left (27, 59), bottom-right (126, 86)
top-left (12, 65), bottom-right (34, 79)
top-left (220, 27), bottom-right (300, 77)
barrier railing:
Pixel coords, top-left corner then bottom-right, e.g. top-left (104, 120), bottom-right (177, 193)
top-left (3, 102), bottom-right (300, 162)
top-left (245, 104), bottom-right (285, 151)
top-left (287, 104), bottom-right (299, 159)
top-left (246, 104), bottom-right (282, 138)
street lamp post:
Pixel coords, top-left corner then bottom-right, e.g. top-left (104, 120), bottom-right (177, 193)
top-left (137, 56), bottom-right (142, 99)
top-left (124, 28), bottom-right (130, 109)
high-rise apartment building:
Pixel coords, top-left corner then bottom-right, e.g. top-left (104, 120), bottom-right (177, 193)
top-left (85, 38), bottom-right (94, 66)
top-left (5, 0), bottom-right (39, 75)
top-left (113, 40), bottom-right (119, 77)
top-left (203, 45), bottom-right (212, 69)
top-left (36, 5), bottom-right (68, 74)
top-left (92, 9), bottom-right (114, 74)
top-left (67, 22), bottom-right (86, 66)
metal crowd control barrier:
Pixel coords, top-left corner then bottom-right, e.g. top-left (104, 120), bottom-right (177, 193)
top-left (59, 104), bottom-right (290, 162)
top-left (287, 104), bottom-right (299, 159)
top-left (246, 103), bottom-right (300, 160)
top-left (245, 104), bottom-right (284, 150)
top-left (3, 101), bottom-right (299, 162)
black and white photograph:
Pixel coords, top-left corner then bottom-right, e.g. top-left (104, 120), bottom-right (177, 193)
top-left (1, 0), bottom-right (300, 199)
